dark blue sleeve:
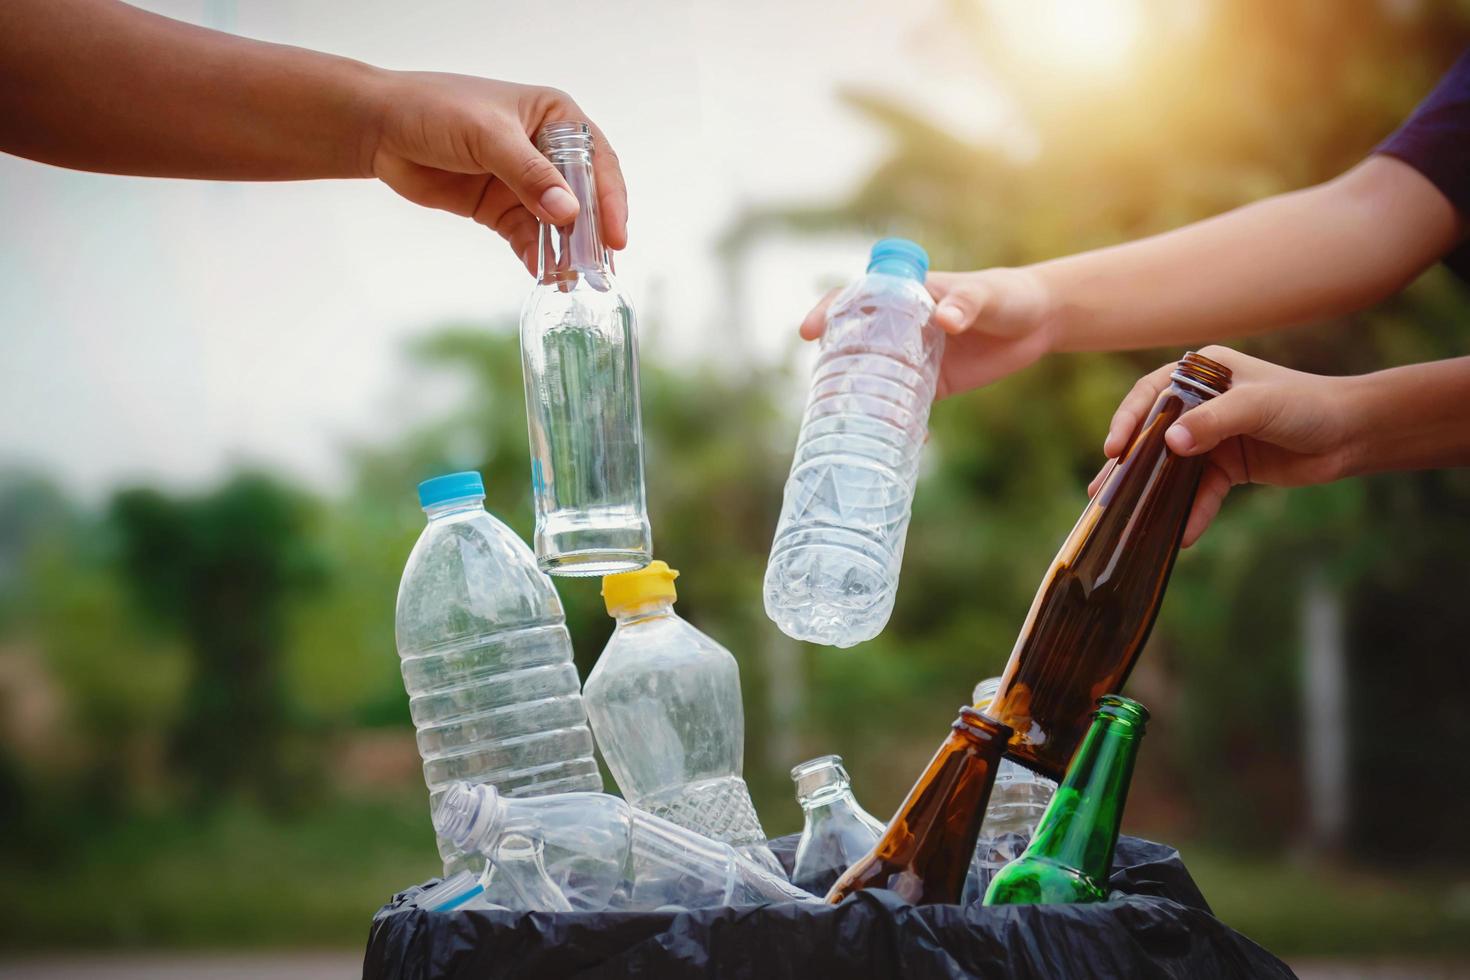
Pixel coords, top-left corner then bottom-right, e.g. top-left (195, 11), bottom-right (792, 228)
top-left (1377, 49), bottom-right (1470, 217)
top-left (1376, 49), bottom-right (1470, 276)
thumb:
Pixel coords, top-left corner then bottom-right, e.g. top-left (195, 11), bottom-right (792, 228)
top-left (929, 277), bottom-right (994, 335)
top-left (476, 127), bottom-right (579, 226)
top-left (1166, 387), bottom-right (1277, 455)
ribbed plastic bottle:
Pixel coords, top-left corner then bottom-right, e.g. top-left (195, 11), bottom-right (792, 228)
top-left (433, 782), bottom-right (818, 911)
top-left (764, 238), bottom-right (941, 648)
top-left (583, 561), bottom-right (784, 878)
top-left (961, 677), bottom-right (1057, 904)
top-left (395, 471), bottom-right (602, 872)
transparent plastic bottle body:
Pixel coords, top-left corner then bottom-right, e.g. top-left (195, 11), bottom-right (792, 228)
top-left (434, 782), bottom-right (817, 912)
top-left (521, 121), bottom-right (651, 577)
top-left (789, 755), bottom-right (885, 895)
top-left (584, 564), bottom-right (783, 877)
top-left (395, 474), bottom-right (602, 873)
top-left (961, 678), bottom-right (1057, 904)
top-left (764, 239), bottom-right (941, 648)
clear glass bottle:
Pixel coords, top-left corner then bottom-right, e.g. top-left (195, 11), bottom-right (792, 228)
top-left (789, 755), bottom-right (885, 895)
top-left (961, 677), bottom-right (1057, 904)
top-left (433, 781), bottom-right (817, 912)
top-left (583, 561), bottom-right (784, 878)
top-left (520, 121), bottom-right (651, 577)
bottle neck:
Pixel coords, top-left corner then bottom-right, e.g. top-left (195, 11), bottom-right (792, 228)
top-left (537, 125), bottom-right (609, 286)
top-left (612, 598), bottom-right (676, 626)
top-left (423, 497), bottom-right (485, 522)
top-left (1024, 710), bottom-right (1144, 881)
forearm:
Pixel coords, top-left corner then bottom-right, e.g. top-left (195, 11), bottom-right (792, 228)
top-left (1034, 157), bottom-right (1463, 353)
top-left (1339, 357), bottom-right (1470, 477)
top-left (0, 0), bottom-right (383, 180)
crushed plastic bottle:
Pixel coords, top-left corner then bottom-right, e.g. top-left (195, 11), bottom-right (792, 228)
top-left (584, 561), bottom-right (783, 877)
top-left (764, 238), bottom-right (942, 648)
top-left (434, 781), bottom-right (818, 912)
top-left (396, 471), bottom-right (602, 873)
top-left (961, 677), bottom-right (1057, 904)
top-left (789, 755), bottom-right (886, 895)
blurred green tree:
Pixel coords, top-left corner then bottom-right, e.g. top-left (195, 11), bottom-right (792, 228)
top-left (110, 474), bottom-right (324, 808)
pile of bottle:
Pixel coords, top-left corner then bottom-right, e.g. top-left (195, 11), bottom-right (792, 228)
top-left (392, 119), bottom-right (1234, 916)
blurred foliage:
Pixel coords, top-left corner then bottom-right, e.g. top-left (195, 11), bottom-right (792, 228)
top-left (2, 0), bottom-right (1470, 956)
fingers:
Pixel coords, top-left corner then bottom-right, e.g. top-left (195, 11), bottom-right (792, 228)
top-left (586, 120), bottom-right (629, 250)
top-left (1166, 385), bottom-right (1279, 456)
top-left (1181, 461), bottom-right (1234, 547)
top-left (1104, 364), bottom-right (1173, 458)
top-left (799, 287), bottom-right (841, 341)
top-left (470, 124), bottom-right (579, 228)
top-left (926, 273), bottom-right (993, 335)
top-left (469, 181), bottom-right (542, 273)
top-left (1086, 458), bottom-right (1115, 498)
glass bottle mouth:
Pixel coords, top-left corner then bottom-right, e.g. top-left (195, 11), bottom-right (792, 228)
top-left (791, 754), bottom-right (852, 806)
top-left (971, 676), bottom-right (1002, 710)
top-left (954, 705), bottom-right (1013, 745)
top-left (536, 120), bottom-right (594, 157)
top-left (1094, 694), bottom-right (1150, 732)
top-left (1171, 351), bottom-right (1233, 398)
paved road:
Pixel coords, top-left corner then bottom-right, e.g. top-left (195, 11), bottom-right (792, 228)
top-left (1, 952), bottom-right (362, 979)
top-left (4, 954), bottom-right (1469, 978)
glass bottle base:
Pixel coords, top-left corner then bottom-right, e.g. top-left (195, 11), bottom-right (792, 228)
top-left (540, 549), bottom-right (650, 577)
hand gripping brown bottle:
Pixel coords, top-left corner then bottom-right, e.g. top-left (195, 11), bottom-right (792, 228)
top-left (825, 707), bottom-right (1012, 905)
top-left (988, 351), bottom-right (1232, 780)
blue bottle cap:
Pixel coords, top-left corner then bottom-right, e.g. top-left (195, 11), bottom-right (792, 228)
top-left (866, 238), bottom-right (929, 282)
top-left (417, 471), bottom-right (486, 509)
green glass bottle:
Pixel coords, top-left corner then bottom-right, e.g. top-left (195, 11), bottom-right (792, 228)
top-left (983, 695), bottom-right (1148, 906)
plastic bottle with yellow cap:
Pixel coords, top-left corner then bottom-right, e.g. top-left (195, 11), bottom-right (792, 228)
top-left (583, 561), bottom-right (785, 879)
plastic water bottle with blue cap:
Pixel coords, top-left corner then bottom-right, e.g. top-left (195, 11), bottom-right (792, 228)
top-left (396, 471), bottom-right (602, 873)
top-left (764, 239), bottom-right (943, 647)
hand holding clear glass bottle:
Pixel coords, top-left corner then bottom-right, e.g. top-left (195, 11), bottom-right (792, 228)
top-left (520, 121), bottom-right (651, 576)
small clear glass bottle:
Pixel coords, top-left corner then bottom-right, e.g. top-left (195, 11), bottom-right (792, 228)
top-left (520, 121), bottom-right (652, 576)
top-left (583, 561), bottom-right (784, 878)
top-left (789, 755), bottom-right (885, 895)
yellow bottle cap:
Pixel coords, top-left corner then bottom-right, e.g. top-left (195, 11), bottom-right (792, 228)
top-left (601, 560), bottom-right (679, 616)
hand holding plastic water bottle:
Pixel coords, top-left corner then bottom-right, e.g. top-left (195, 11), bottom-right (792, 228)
top-left (765, 239), bottom-right (942, 647)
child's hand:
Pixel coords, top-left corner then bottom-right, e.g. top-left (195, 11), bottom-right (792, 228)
top-left (799, 267), bottom-right (1057, 397)
top-left (1092, 346), bottom-right (1356, 546)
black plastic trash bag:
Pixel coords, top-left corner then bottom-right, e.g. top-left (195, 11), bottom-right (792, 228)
top-left (363, 834), bottom-right (1295, 980)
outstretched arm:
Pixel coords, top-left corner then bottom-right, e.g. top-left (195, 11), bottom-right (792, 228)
top-left (0, 0), bottom-right (628, 270)
top-left (801, 157), bottom-right (1463, 397)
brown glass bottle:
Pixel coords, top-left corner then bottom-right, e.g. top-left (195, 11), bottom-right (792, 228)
top-left (825, 707), bottom-right (1012, 905)
top-left (988, 352), bottom-right (1231, 780)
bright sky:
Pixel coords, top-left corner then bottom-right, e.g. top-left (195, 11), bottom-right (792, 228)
top-left (0, 0), bottom-right (1016, 496)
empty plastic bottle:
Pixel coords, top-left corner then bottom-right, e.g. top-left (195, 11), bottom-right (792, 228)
top-left (434, 781), bottom-right (818, 911)
top-left (961, 677), bottom-right (1057, 904)
top-left (789, 755), bottom-right (885, 895)
top-left (764, 238), bottom-right (942, 648)
top-left (583, 561), bottom-right (784, 878)
top-left (396, 471), bottom-right (602, 872)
